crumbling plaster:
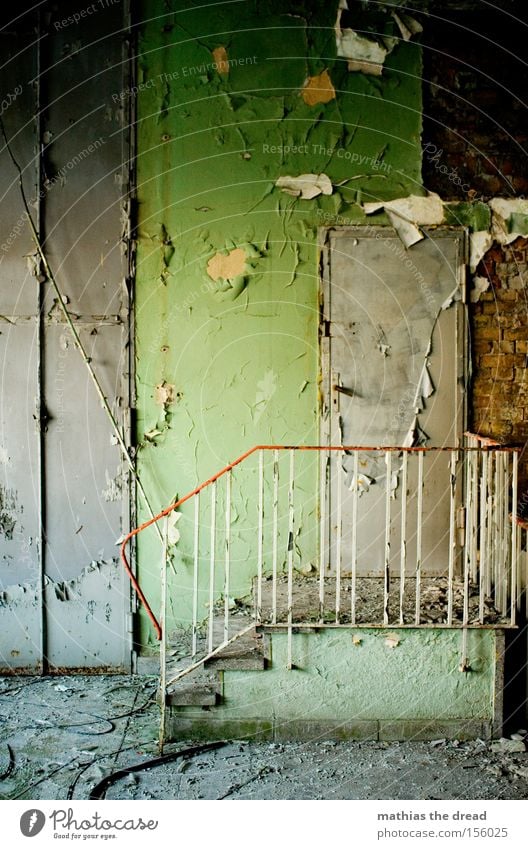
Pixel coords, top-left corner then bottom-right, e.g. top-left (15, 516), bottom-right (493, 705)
top-left (134, 0), bottom-right (526, 645)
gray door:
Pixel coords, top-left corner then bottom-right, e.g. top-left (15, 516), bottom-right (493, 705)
top-left (320, 227), bottom-right (467, 576)
top-left (0, 3), bottom-right (132, 671)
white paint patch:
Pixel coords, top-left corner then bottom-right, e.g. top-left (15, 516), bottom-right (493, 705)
top-left (471, 275), bottom-right (491, 302)
top-left (102, 469), bottom-right (121, 502)
top-left (489, 198), bottom-right (528, 245)
top-left (470, 231), bottom-right (493, 272)
top-left (275, 173), bottom-right (333, 199)
top-left (363, 193), bottom-right (444, 248)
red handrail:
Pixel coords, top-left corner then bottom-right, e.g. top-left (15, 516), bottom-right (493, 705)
top-left (121, 442), bottom-right (520, 640)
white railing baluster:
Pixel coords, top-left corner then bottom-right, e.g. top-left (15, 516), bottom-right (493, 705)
top-left (493, 452), bottom-right (500, 610)
top-left (159, 515), bottom-right (169, 753)
top-left (319, 450), bottom-right (326, 623)
top-left (462, 450), bottom-right (471, 634)
top-left (384, 450), bottom-right (392, 626)
top-left (336, 453), bottom-right (343, 624)
top-left (415, 451), bottom-right (423, 625)
top-left (224, 470), bottom-right (232, 643)
top-left (257, 450), bottom-right (264, 623)
top-left (485, 452), bottom-right (493, 598)
top-left (470, 448), bottom-right (479, 584)
top-left (447, 450), bottom-right (457, 625)
top-left (399, 451), bottom-right (408, 625)
top-left (525, 529), bottom-right (528, 620)
top-left (208, 481), bottom-right (216, 653)
top-left (287, 449), bottom-right (295, 669)
top-left (478, 452), bottom-right (488, 624)
top-left (511, 451), bottom-right (519, 626)
top-left (500, 452), bottom-right (508, 616)
top-left (272, 449), bottom-right (279, 625)
top-left (351, 450), bottom-right (359, 625)
top-left (192, 493), bottom-right (200, 658)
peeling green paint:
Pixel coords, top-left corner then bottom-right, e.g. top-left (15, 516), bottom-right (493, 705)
top-left (167, 628), bottom-right (500, 740)
top-left (136, 0), bottom-right (423, 646)
top-left (222, 629), bottom-right (497, 722)
top-left (444, 201), bottom-right (491, 232)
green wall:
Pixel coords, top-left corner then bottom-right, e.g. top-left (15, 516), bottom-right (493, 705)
top-left (167, 628), bottom-right (501, 741)
top-left (135, 0), bottom-right (423, 647)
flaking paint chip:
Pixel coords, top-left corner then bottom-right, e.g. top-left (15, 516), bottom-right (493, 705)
top-left (301, 70), bottom-right (335, 105)
top-left (212, 46), bottom-right (229, 76)
top-left (275, 173), bottom-right (333, 200)
top-left (155, 381), bottom-right (175, 407)
top-left (207, 247), bottom-right (247, 281)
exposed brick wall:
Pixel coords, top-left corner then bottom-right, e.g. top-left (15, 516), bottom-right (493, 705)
top-left (470, 238), bottom-right (528, 506)
top-left (420, 6), bottom-right (528, 506)
top-left (421, 6), bottom-right (528, 200)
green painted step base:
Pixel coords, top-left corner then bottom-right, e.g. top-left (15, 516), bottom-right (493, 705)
top-left (165, 716), bottom-right (494, 743)
top-left (165, 628), bottom-right (505, 744)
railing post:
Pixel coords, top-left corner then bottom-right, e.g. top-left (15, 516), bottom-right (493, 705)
top-left (399, 451), bottom-right (408, 625)
top-left (319, 449), bottom-right (327, 623)
top-left (336, 452), bottom-right (343, 624)
top-left (272, 449), bottom-right (279, 624)
top-left (415, 451), bottom-right (423, 625)
top-left (351, 450), bottom-right (359, 625)
top-left (158, 515), bottom-right (169, 754)
top-left (287, 449), bottom-right (295, 670)
top-left (224, 470), bottom-right (232, 643)
top-left (192, 493), bottom-right (200, 658)
top-left (384, 450), bottom-right (392, 626)
top-left (478, 451), bottom-right (488, 624)
top-left (511, 451), bottom-right (519, 626)
top-left (208, 481), bottom-right (217, 654)
top-left (447, 450), bottom-right (457, 625)
top-left (256, 451), bottom-right (264, 623)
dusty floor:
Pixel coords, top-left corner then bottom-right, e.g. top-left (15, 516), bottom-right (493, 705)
top-left (0, 675), bottom-right (527, 801)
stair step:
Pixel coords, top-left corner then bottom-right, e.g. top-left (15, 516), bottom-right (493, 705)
top-left (165, 682), bottom-right (219, 707)
top-left (204, 631), bottom-right (268, 671)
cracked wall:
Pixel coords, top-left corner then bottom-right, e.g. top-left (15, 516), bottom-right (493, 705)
top-left (135, 0), bottom-right (423, 646)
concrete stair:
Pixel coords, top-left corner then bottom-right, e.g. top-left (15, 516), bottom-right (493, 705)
top-left (164, 626), bottom-right (267, 708)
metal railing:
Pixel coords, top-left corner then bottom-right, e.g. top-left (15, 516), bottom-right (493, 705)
top-left (121, 440), bottom-right (524, 655)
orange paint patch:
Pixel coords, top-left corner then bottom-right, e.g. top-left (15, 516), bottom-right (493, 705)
top-left (212, 46), bottom-right (229, 76)
top-left (301, 69), bottom-right (336, 105)
top-left (207, 247), bottom-right (247, 281)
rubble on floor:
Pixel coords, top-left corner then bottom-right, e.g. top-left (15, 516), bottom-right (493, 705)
top-left (0, 676), bottom-right (526, 800)
top-left (220, 575), bottom-right (508, 627)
